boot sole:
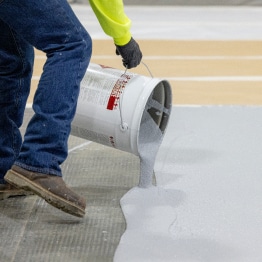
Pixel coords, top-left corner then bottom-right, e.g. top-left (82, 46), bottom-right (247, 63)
top-left (5, 170), bottom-right (85, 218)
top-left (0, 190), bottom-right (34, 200)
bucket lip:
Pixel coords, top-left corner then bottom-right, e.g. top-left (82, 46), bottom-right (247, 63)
top-left (131, 78), bottom-right (172, 153)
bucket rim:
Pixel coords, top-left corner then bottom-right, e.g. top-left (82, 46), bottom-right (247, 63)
top-left (131, 78), bottom-right (172, 155)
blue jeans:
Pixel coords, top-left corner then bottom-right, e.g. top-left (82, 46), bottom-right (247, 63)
top-left (0, 0), bottom-right (92, 183)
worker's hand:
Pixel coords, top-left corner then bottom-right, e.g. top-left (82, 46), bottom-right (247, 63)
top-left (115, 37), bottom-right (142, 69)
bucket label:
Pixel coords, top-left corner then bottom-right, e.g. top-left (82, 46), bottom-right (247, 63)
top-left (107, 74), bottom-right (132, 110)
top-left (80, 65), bottom-right (134, 110)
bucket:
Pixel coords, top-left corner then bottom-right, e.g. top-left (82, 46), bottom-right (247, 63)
top-left (71, 63), bottom-right (172, 157)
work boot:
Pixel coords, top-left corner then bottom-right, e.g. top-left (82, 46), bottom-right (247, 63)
top-left (0, 182), bottom-right (34, 200)
top-left (4, 165), bottom-right (86, 218)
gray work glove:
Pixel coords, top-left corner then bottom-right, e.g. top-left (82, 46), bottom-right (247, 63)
top-left (115, 37), bottom-right (142, 69)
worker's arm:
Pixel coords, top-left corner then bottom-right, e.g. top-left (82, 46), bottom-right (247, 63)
top-left (89, 0), bottom-right (131, 45)
top-left (89, 0), bottom-right (142, 68)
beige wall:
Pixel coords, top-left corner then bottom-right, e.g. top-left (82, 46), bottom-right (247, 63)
top-left (30, 40), bottom-right (262, 106)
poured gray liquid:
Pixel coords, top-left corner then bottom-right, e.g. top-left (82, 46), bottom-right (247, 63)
top-left (137, 88), bottom-right (171, 188)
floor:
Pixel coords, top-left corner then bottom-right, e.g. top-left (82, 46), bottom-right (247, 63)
top-left (1, 4), bottom-right (262, 262)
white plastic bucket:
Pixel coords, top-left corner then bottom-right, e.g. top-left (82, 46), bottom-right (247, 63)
top-left (71, 63), bottom-right (172, 156)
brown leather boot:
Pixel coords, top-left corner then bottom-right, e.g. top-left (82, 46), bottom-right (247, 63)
top-left (0, 182), bottom-right (34, 200)
top-left (4, 165), bottom-right (86, 218)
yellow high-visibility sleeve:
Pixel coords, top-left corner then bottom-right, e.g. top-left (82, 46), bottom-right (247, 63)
top-left (89, 0), bottom-right (132, 46)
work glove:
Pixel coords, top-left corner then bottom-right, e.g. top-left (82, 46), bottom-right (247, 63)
top-left (115, 37), bottom-right (142, 69)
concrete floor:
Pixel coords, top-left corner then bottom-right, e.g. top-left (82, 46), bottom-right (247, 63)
top-left (0, 109), bottom-right (140, 262)
top-left (2, 106), bottom-right (262, 262)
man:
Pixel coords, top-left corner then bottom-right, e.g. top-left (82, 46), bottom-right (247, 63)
top-left (0, 0), bottom-right (142, 217)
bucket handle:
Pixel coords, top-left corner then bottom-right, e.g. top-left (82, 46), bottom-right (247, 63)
top-left (119, 62), bottom-right (154, 132)
top-left (123, 61), bottom-right (154, 78)
top-left (141, 61), bottom-right (154, 78)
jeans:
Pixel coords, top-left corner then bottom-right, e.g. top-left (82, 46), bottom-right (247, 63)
top-left (0, 0), bottom-right (92, 183)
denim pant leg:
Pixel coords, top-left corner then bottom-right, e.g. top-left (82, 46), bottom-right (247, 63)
top-left (0, 19), bottom-right (34, 183)
top-left (0, 0), bottom-right (92, 177)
